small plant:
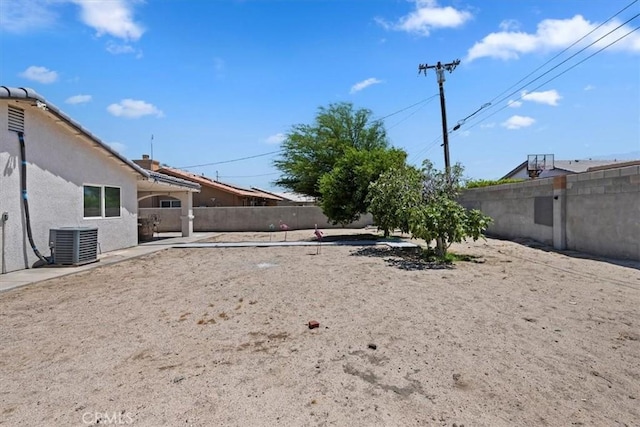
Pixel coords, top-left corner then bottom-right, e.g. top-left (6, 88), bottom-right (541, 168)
top-left (465, 178), bottom-right (524, 188)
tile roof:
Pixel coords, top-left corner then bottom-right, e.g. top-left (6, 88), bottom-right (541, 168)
top-left (158, 167), bottom-right (282, 200)
top-left (0, 86), bottom-right (147, 178)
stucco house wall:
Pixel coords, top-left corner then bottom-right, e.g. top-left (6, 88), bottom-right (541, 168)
top-left (1, 101), bottom-right (139, 273)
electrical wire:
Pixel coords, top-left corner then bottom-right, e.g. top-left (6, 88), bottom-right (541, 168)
top-left (411, 20), bottom-right (639, 161)
top-left (176, 95), bottom-right (440, 169)
top-left (485, 0), bottom-right (638, 108)
top-left (460, 24), bottom-right (640, 135)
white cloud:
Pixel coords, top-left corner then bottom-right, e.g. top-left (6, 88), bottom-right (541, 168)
top-left (502, 115), bottom-right (535, 130)
top-left (107, 99), bottom-right (164, 119)
top-left (499, 19), bottom-right (521, 32)
top-left (584, 84), bottom-right (595, 91)
top-left (108, 142), bottom-right (126, 153)
top-left (265, 133), bottom-right (286, 145)
top-left (19, 66), bottom-right (58, 84)
top-left (376, 0), bottom-right (472, 36)
top-left (508, 100), bottom-right (523, 108)
top-left (350, 77), bottom-right (383, 94)
top-left (65, 94), bottom-right (92, 104)
top-left (521, 89), bottom-right (561, 106)
top-left (105, 41), bottom-right (142, 56)
top-left (466, 15), bottom-right (640, 62)
top-left (71, 0), bottom-right (144, 41)
top-left (0, 0), bottom-right (57, 33)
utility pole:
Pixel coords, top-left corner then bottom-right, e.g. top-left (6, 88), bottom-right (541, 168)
top-left (418, 59), bottom-right (460, 180)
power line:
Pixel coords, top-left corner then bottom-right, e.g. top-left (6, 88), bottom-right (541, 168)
top-left (460, 22), bottom-right (640, 135)
top-left (176, 96), bottom-right (441, 170)
top-left (453, 8), bottom-right (640, 133)
top-left (485, 0), bottom-right (638, 108)
top-left (177, 150), bottom-right (281, 169)
top-left (412, 22), bottom-right (639, 162)
top-left (218, 172), bottom-right (279, 179)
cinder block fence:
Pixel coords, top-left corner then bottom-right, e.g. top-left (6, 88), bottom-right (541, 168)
top-left (459, 165), bottom-right (640, 261)
top-left (139, 205), bottom-right (373, 233)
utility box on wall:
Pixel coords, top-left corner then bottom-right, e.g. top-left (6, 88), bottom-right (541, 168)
top-left (49, 227), bottom-right (99, 266)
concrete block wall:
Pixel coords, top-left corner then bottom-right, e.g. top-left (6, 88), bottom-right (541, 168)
top-left (564, 165), bottom-right (639, 260)
top-left (459, 179), bottom-right (555, 245)
top-left (459, 165), bottom-right (640, 261)
top-left (139, 206), bottom-right (374, 233)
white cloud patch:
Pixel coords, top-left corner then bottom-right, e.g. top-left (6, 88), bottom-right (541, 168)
top-left (108, 142), bottom-right (126, 153)
top-left (107, 99), bottom-right (164, 119)
top-left (499, 19), bottom-right (521, 32)
top-left (521, 89), bottom-right (561, 106)
top-left (502, 115), bottom-right (535, 130)
top-left (0, 0), bottom-right (58, 33)
top-left (65, 94), bottom-right (92, 104)
top-left (376, 0), bottom-right (472, 36)
top-left (508, 100), bottom-right (523, 108)
top-left (105, 41), bottom-right (142, 57)
top-left (466, 15), bottom-right (640, 62)
top-left (350, 77), bottom-right (383, 94)
top-left (71, 0), bottom-right (144, 41)
top-left (19, 66), bottom-right (58, 84)
top-left (213, 57), bottom-right (225, 78)
top-left (265, 133), bottom-right (286, 145)
top-left (584, 84), bottom-right (595, 91)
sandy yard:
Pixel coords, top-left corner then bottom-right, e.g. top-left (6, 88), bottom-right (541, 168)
top-left (1, 228), bottom-right (639, 427)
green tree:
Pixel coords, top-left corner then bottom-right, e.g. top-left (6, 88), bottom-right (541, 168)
top-left (410, 160), bottom-right (492, 256)
top-left (366, 164), bottom-right (423, 237)
top-left (319, 147), bottom-right (407, 225)
top-left (273, 102), bottom-right (390, 198)
top-left (367, 159), bottom-right (492, 257)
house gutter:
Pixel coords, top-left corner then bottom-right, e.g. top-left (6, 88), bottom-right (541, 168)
top-left (0, 86), bottom-right (150, 179)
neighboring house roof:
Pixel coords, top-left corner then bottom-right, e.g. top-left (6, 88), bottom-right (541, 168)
top-left (1, 86), bottom-right (200, 192)
top-left (501, 158), bottom-right (636, 179)
top-left (158, 167), bottom-right (282, 201)
top-left (553, 160), bottom-right (631, 173)
top-left (252, 188), bottom-right (316, 203)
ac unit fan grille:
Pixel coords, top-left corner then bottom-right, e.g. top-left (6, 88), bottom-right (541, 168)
top-left (50, 228), bottom-right (98, 266)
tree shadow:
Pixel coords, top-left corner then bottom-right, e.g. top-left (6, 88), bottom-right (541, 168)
top-left (496, 236), bottom-right (640, 271)
top-left (349, 246), bottom-right (454, 271)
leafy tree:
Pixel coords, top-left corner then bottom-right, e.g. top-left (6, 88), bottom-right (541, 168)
top-left (367, 159), bottom-right (492, 257)
top-left (410, 160), bottom-right (492, 256)
top-left (366, 164), bottom-right (423, 237)
top-left (319, 147), bottom-right (407, 225)
top-left (273, 102), bottom-right (390, 198)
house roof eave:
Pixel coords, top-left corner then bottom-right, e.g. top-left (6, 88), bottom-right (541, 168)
top-left (0, 86), bottom-right (150, 179)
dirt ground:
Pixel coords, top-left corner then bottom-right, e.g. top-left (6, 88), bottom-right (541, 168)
top-left (1, 228), bottom-right (639, 427)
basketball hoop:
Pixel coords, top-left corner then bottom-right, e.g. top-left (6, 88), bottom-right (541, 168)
top-left (527, 154), bottom-right (554, 179)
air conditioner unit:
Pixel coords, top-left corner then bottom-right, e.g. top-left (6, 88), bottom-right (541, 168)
top-left (49, 227), bottom-right (99, 266)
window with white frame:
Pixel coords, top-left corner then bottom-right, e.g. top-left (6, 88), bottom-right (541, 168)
top-left (83, 185), bottom-right (121, 218)
top-left (160, 199), bottom-right (181, 208)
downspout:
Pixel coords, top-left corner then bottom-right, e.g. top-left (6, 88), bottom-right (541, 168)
top-left (17, 131), bottom-right (50, 266)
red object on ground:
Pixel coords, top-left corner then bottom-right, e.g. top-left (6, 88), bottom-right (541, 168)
top-left (308, 320), bottom-right (320, 329)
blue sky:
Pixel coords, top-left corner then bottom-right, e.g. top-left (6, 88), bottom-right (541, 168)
top-left (1, 0), bottom-right (639, 191)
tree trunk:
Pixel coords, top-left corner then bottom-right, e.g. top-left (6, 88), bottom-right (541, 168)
top-left (436, 237), bottom-right (447, 257)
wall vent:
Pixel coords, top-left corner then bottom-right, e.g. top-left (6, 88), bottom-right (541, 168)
top-left (8, 105), bottom-right (25, 133)
top-left (49, 227), bottom-right (99, 266)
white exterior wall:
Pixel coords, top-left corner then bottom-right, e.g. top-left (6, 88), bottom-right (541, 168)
top-left (0, 101), bottom-right (139, 273)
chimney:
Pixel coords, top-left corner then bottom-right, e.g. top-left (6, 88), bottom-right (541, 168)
top-left (133, 154), bottom-right (161, 171)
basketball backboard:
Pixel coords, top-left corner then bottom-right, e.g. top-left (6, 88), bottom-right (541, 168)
top-left (527, 154), bottom-right (554, 178)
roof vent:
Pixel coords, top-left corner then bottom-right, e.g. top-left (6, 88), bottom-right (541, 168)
top-left (8, 105), bottom-right (24, 133)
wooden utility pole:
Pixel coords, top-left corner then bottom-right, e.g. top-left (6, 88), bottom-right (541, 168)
top-left (418, 59), bottom-right (460, 180)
